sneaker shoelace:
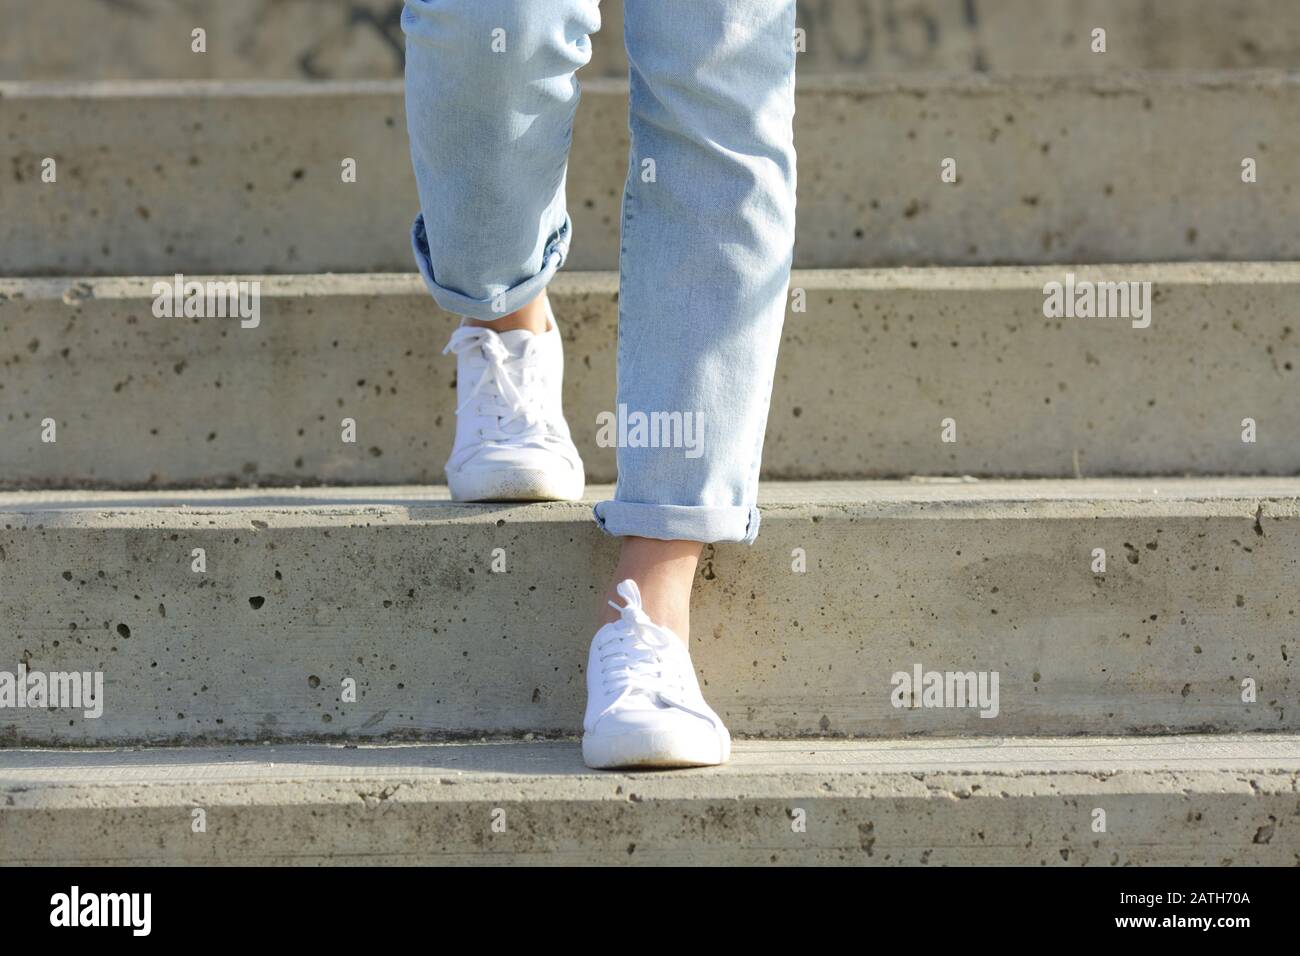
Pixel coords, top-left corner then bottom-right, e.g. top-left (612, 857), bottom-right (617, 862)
top-left (443, 325), bottom-right (560, 448)
top-left (595, 580), bottom-right (722, 729)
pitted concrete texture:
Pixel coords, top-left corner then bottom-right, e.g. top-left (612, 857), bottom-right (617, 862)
top-left (2, 265), bottom-right (1298, 488)
top-left (4, 73), bottom-right (1300, 276)
top-left (1, 736), bottom-right (1296, 865)
top-left (5, 0), bottom-right (1300, 81)
top-left (0, 479), bottom-right (1296, 744)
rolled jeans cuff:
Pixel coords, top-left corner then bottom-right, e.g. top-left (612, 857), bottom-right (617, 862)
top-left (592, 499), bottom-right (761, 545)
top-left (410, 212), bottom-right (572, 321)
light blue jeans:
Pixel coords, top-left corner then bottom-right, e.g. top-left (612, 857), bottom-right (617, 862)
top-left (402, 0), bottom-right (797, 544)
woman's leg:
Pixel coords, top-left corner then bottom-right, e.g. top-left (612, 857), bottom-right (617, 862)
top-left (402, 0), bottom-right (600, 502)
top-left (583, 0), bottom-right (797, 769)
top-left (595, 0), bottom-right (798, 634)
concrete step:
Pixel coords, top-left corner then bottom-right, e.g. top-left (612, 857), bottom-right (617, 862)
top-left (2, 736), bottom-right (1296, 864)
top-left (3, 72), bottom-right (1298, 276)
top-left (5, 0), bottom-right (1300, 82)
top-left (0, 480), bottom-right (1296, 745)
top-left (3, 265), bottom-right (1299, 489)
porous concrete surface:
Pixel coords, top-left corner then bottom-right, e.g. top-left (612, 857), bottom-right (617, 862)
top-left (2, 265), bottom-right (1298, 487)
top-left (1, 736), bottom-right (1295, 865)
top-left (5, 0), bottom-right (1300, 81)
top-left (0, 479), bottom-right (1295, 743)
top-left (4, 73), bottom-right (1299, 275)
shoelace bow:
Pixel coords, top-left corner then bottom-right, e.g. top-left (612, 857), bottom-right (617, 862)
top-left (595, 581), bottom-right (722, 729)
top-left (443, 326), bottom-right (557, 447)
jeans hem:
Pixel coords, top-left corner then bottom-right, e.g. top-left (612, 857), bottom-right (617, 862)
top-left (410, 212), bottom-right (572, 320)
top-left (592, 499), bottom-right (760, 545)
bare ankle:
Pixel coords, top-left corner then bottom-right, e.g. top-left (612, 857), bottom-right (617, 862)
top-left (601, 537), bottom-right (702, 643)
top-left (464, 293), bottom-right (550, 335)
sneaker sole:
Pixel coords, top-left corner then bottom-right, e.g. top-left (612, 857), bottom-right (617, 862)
top-left (582, 729), bottom-right (731, 770)
top-left (447, 467), bottom-right (584, 503)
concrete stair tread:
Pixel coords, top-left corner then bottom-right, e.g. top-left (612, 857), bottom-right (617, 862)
top-left (6, 735), bottom-right (1299, 789)
top-left (4, 736), bottom-right (1296, 864)
top-left (4, 476), bottom-right (1300, 515)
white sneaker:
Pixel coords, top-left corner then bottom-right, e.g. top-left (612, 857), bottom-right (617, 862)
top-left (582, 580), bottom-right (731, 770)
top-left (441, 301), bottom-right (584, 502)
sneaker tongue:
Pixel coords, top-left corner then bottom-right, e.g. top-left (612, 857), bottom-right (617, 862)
top-left (477, 329), bottom-right (543, 432)
top-left (496, 329), bottom-right (535, 355)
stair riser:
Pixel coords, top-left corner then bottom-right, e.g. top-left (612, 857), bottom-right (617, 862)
top-left (3, 266), bottom-right (1298, 488)
top-left (4, 778), bottom-right (1293, 865)
top-left (4, 74), bottom-right (1299, 276)
top-left (1, 488), bottom-right (1295, 744)
top-left (5, 0), bottom-right (1300, 81)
